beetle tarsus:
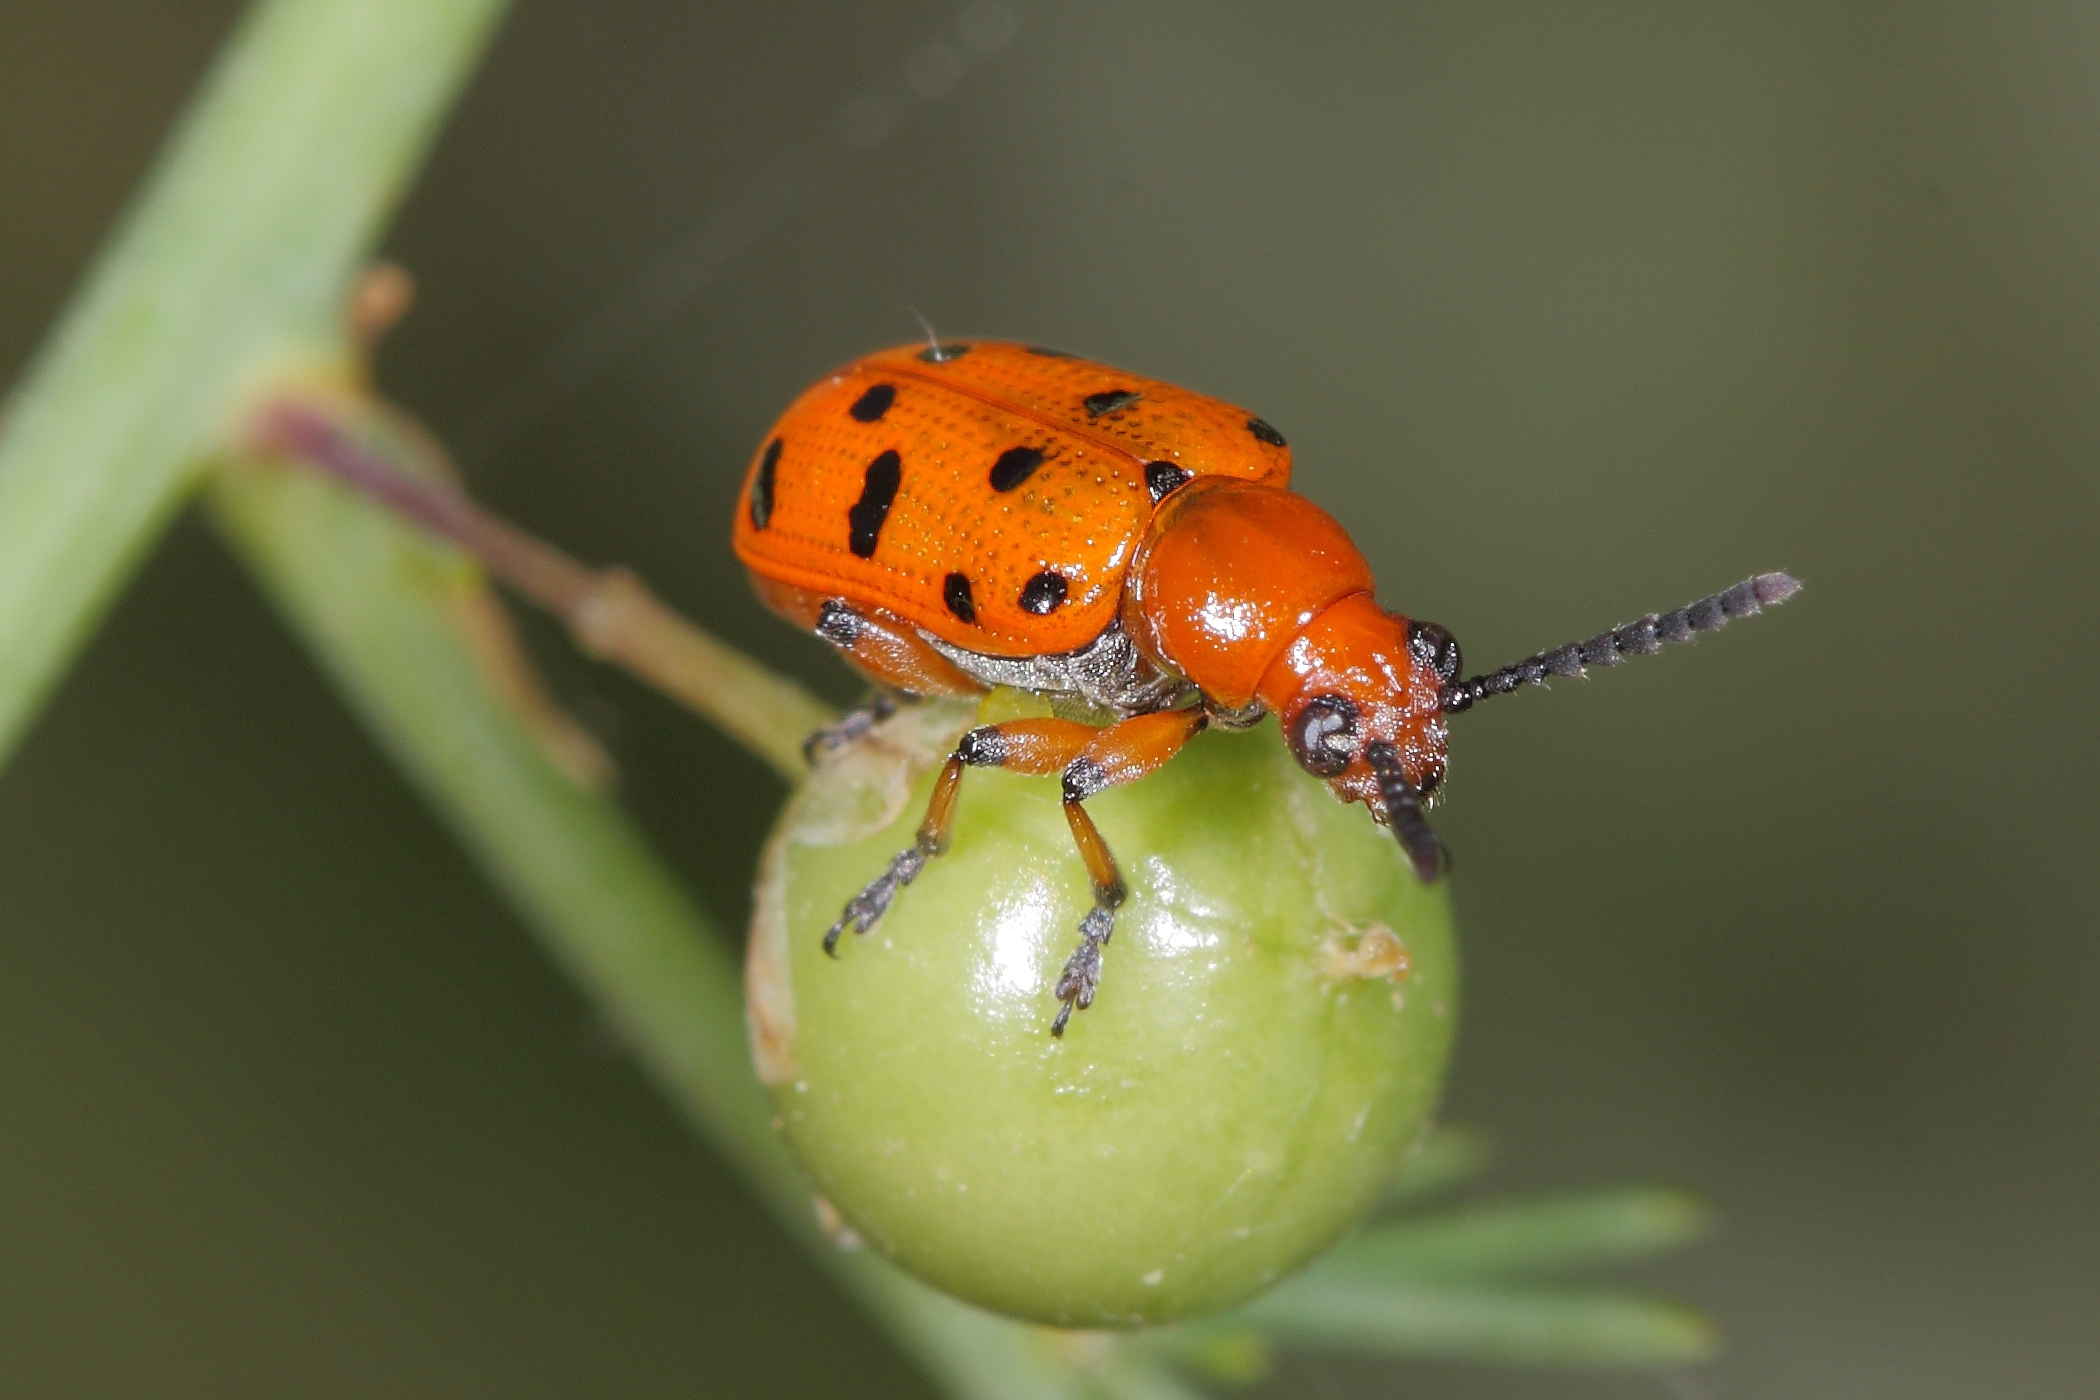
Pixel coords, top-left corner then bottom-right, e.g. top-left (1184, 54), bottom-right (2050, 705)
top-left (1051, 904), bottom-right (1117, 1036)
top-left (803, 691), bottom-right (902, 765)
top-left (823, 845), bottom-right (928, 954)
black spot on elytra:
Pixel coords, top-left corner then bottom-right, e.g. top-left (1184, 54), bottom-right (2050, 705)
top-left (1084, 389), bottom-right (1142, 416)
top-left (1144, 460), bottom-right (1192, 503)
top-left (1247, 416), bottom-right (1287, 447)
top-left (918, 342), bottom-right (971, 363)
top-left (849, 383), bottom-right (897, 422)
top-left (943, 572), bottom-right (977, 623)
top-left (749, 438), bottom-right (782, 529)
top-left (847, 450), bottom-right (902, 558)
top-left (1019, 570), bottom-right (1069, 614)
top-left (1027, 345), bottom-right (1078, 358)
top-left (988, 445), bottom-right (1045, 492)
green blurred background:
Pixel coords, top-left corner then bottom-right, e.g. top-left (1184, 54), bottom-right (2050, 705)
top-left (3, 1), bottom-right (2094, 1395)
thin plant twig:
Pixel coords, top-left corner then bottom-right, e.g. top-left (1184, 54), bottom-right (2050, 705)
top-left (251, 394), bottom-right (833, 782)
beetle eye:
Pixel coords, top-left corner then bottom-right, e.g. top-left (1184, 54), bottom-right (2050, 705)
top-left (1288, 694), bottom-right (1360, 777)
top-left (1407, 620), bottom-right (1462, 685)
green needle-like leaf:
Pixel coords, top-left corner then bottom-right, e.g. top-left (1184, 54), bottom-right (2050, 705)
top-left (1218, 1276), bottom-right (1718, 1368)
top-left (1090, 1358), bottom-right (1219, 1400)
top-left (1328, 1188), bottom-right (1713, 1283)
top-left (1161, 1188), bottom-right (1717, 1369)
top-left (1378, 1125), bottom-right (1495, 1211)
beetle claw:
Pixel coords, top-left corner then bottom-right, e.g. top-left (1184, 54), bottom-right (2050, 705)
top-left (823, 846), bottom-right (927, 954)
top-left (1051, 905), bottom-right (1116, 1036)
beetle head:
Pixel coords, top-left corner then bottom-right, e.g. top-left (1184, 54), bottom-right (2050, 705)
top-left (1258, 593), bottom-right (1456, 880)
top-left (1282, 570), bottom-right (1803, 881)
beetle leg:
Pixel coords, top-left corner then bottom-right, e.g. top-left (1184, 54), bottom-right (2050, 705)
top-left (825, 707), bottom-right (1209, 1036)
top-left (749, 574), bottom-right (984, 701)
top-left (823, 718), bottom-right (1100, 956)
top-left (813, 599), bottom-right (985, 697)
top-left (802, 688), bottom-right (915, 765)
top-left (1050, 707), bottom-right (1209, 1035)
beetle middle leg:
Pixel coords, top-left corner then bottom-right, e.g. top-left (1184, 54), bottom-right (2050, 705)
top-left (826, 706), bottom-right (1208, 1033)
top-left (824, 717), bottom-right (1099, 955)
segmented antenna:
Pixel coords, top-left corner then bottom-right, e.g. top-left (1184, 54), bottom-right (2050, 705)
top-left (1440, 572), bottom-right (1800, 715)
top-left (1366, 742), bottom-right (1447, 883)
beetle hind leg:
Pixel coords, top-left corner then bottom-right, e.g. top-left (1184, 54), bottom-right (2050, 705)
top-left (803, 689), bottom-right (907, 765)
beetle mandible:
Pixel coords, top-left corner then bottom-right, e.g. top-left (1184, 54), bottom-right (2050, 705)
top-left (733, 339), bottom-right (1797, 1034)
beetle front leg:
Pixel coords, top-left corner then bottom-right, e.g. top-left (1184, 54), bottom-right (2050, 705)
top-left (1049, 706), bottom-right (1208, 1036)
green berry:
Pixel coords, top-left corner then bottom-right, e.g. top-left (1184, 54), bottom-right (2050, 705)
top-left (746, 696), bottom-right (1457, 1327)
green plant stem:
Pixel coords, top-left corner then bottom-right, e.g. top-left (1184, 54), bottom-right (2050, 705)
top-left (207, 454), bottom-right (1085, 1400)
top-left (0, 0), bottom-right (508, 766)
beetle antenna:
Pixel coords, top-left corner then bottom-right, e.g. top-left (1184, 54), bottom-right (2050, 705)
top-left (1441, 572), bottom-right (1800, 715)
top-left (1366, 742), bottom-right (1448, 882)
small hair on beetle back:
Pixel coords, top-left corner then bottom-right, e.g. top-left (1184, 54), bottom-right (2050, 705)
top-left (1441, 572), bottom-right (1799, 714)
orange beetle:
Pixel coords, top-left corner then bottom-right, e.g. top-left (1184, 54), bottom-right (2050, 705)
top-left (735, 339), bottom-right (1796, 1034)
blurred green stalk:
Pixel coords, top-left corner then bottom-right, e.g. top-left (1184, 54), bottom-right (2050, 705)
top-left (0, 0), bottom-right (507, 762)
